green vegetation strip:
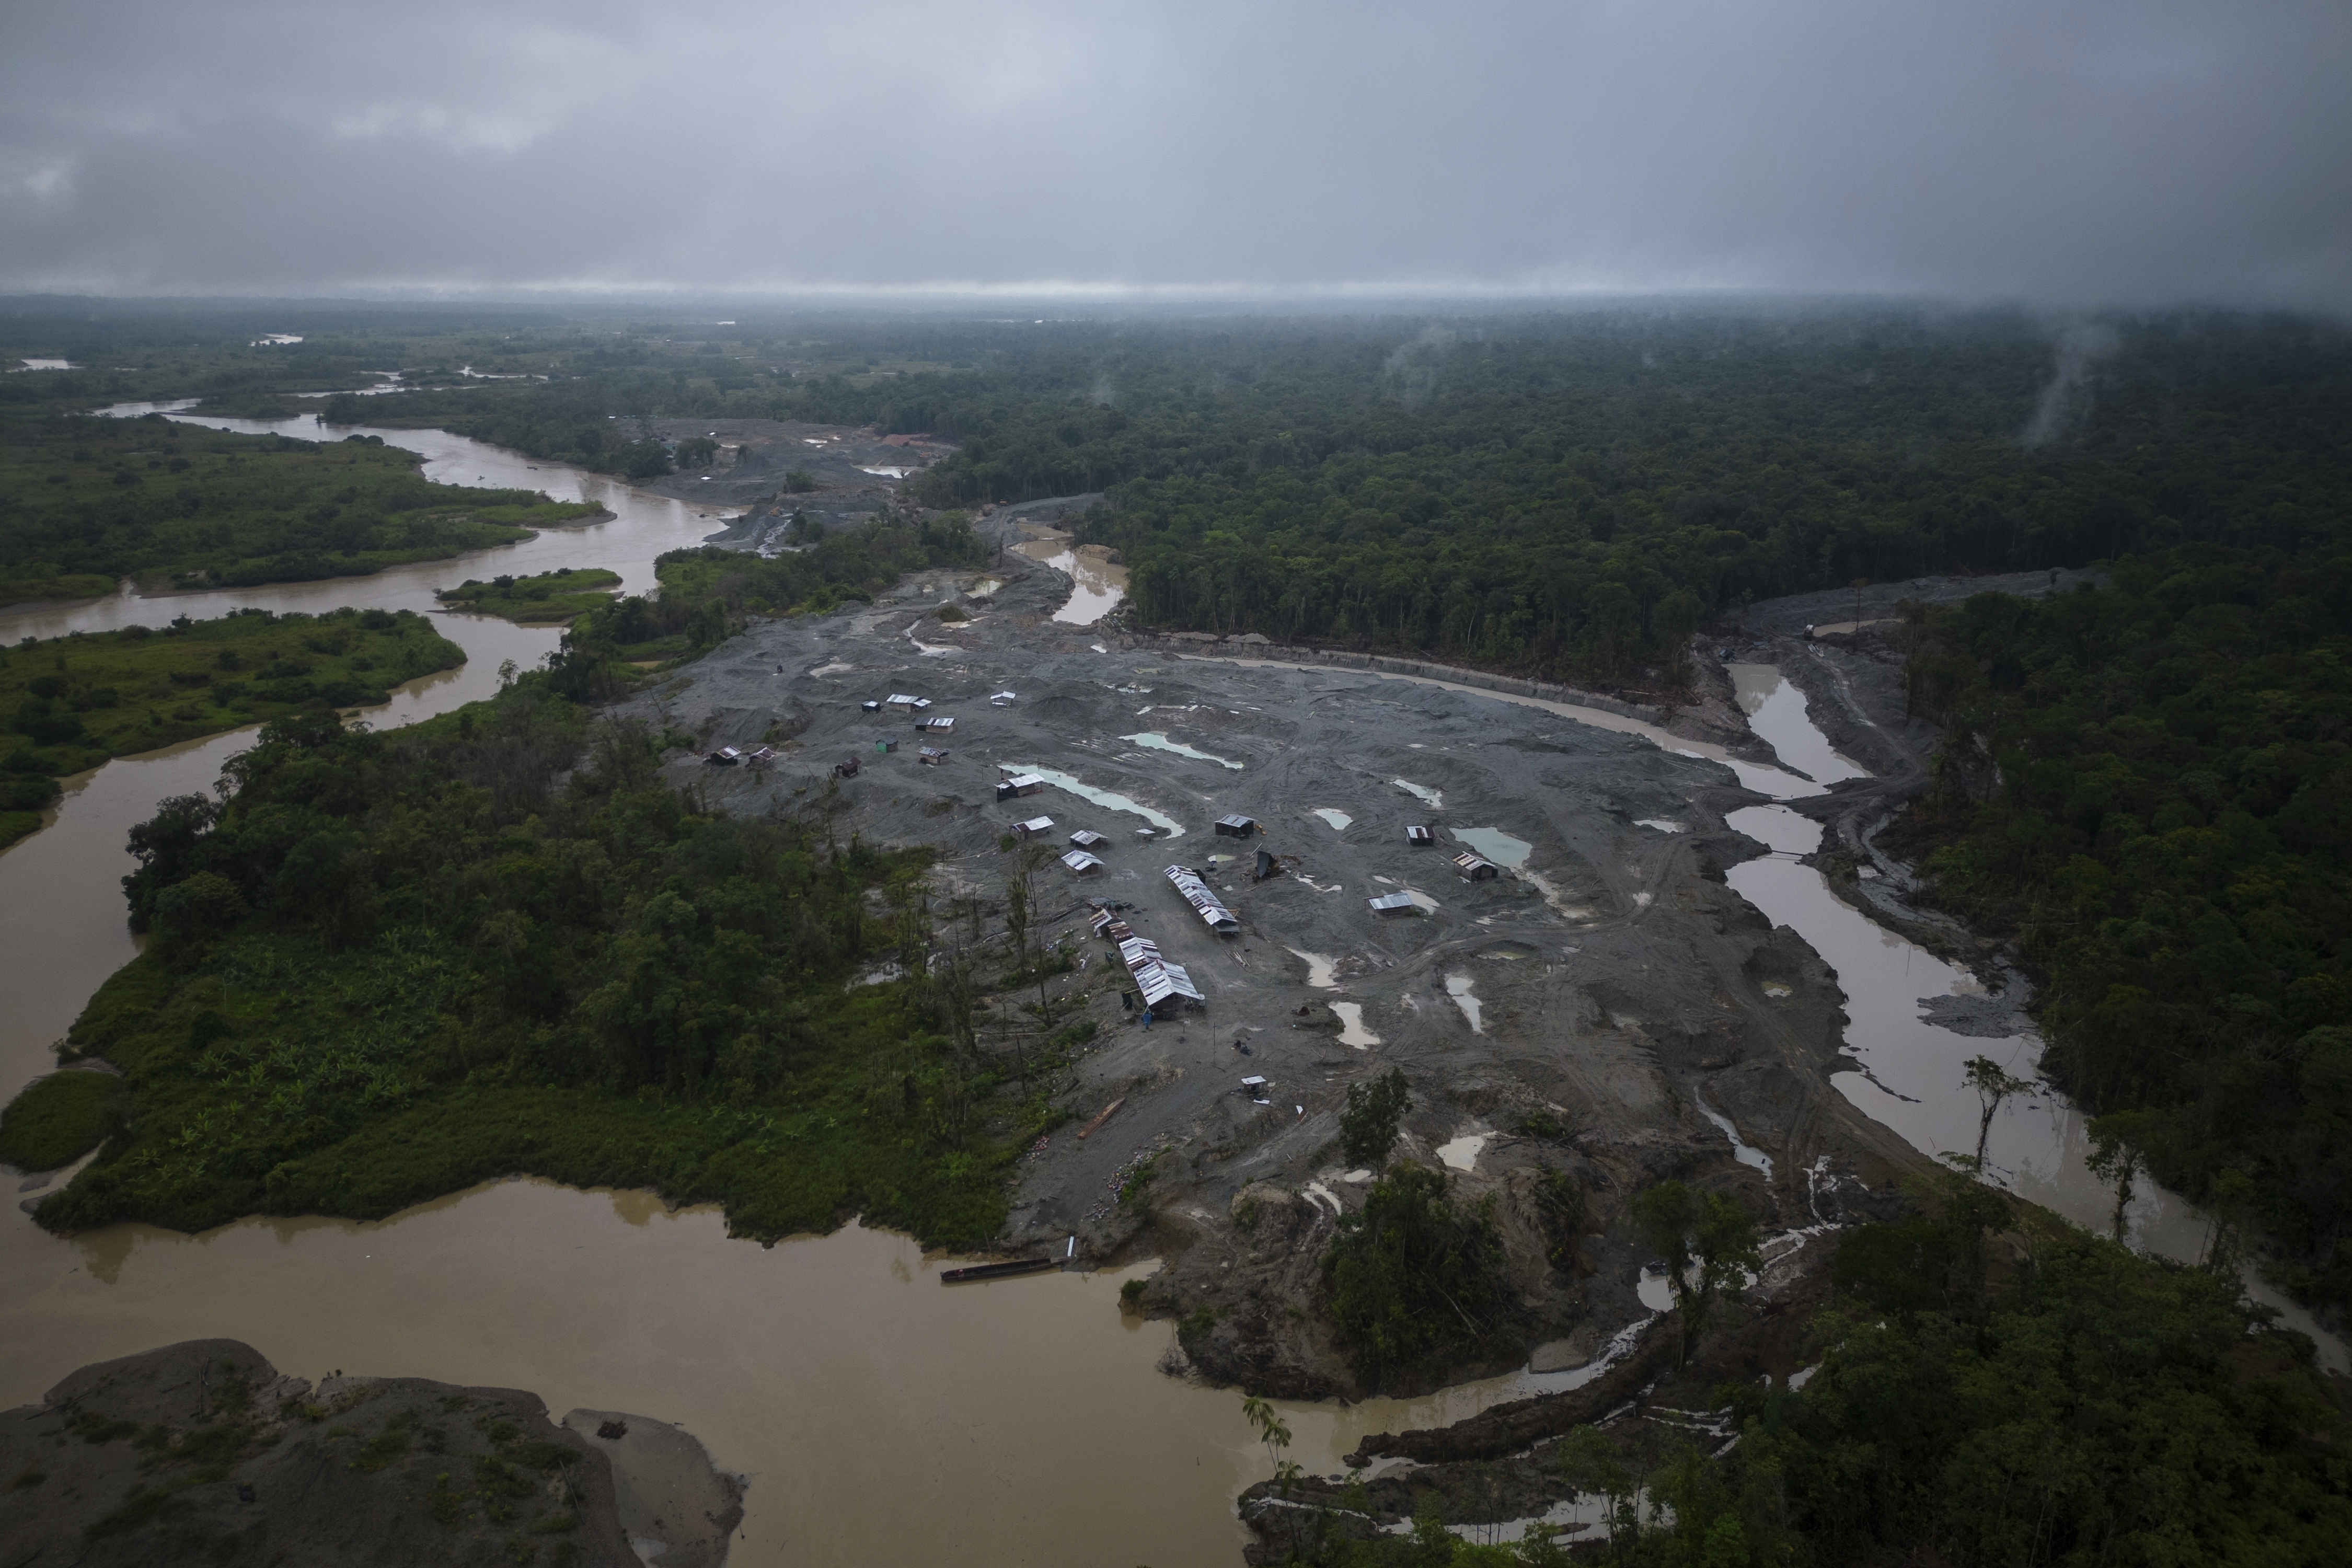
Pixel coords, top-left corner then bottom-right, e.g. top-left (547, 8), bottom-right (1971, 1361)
top-left (1898, 544), bottom-right (2352, 1314)
top-left (27, 681), bottom-right (1011, 1247)
top-left (0, 607), bottom-right (463, 851)
top-left (1265, 1181), bottom-right (2349, 1565)
top-left (0, 412), bottom-right (602, 603)
top-left (0, 1070), bottom-right (122, 1171)
top-left (436, 567), bottom-right (621, 624)
top-left (549, 511), bottom-right (981, 676)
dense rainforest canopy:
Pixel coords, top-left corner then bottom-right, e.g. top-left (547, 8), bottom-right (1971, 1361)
top-left (1901, 539), bottom-right (2352, 1310)
top-left (0, 605), bottom-right (461, 850)
top-left (33, 686), bottom-right (1012, 1248)
top-left (0, 413), bottom-right (597, 604)
top-left (324, 307), bottom-right (2352, 689)
top-left (1287, 1196), bottom-right (2351, 1566)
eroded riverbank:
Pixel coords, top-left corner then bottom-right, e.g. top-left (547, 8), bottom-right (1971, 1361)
top-left (7, 437), bottom-right (2340, 1564)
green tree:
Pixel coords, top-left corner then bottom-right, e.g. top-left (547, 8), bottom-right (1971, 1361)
top-left (1628, 1181), bottom-right (1760, 1368)
top-left (2085, 1109), bottom-right (2167, 1242)
top-left (1554, 1426), bottom-right (1644, 1560)
top-left (1961, 1054), bottom-right (2033, 1171)
top-left (1321, 1163), bottom-right (1508, 1386)
top-left (1340, 1068), bottom-right (1411, 1173)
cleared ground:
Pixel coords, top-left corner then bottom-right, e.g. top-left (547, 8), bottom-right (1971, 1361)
top-left (625, 516), bottom-right (1929, 1397)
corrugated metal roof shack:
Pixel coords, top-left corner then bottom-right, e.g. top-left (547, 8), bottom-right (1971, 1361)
top-left (1166, 865), bottom-right (1240, 934)
top-left (1214, 814), bottom-right (1261, 838)
top-left (1119, 933), bottom-right (1204, 1008)
top-left (995, 773), bottom-right (1045, 802)
top-left (918, 746), bottom-right (950, 766)
top-left (1062, 849), bottom-right (1105, 874)
top-left (1012, 816), bottom-right (1057, 840)
top-left (1406, 825), bottom-right (1435, 846)
top-left (1069, 829), bottom-right (1108, 848)
top-left (1453, 851), bottom-right (1501, 881)
top-left (1368, 891), bottom-right (1423, 916)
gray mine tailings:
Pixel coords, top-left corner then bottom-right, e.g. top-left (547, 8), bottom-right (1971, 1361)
top-left (624, 515), bottom-right (1929, 1401)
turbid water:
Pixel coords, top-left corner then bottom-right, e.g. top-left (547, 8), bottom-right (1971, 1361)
top-left (1007, 528), bottom-right (1127, 625)
top-left (1125, 730), bottom-right (1247, 769)
top-left (1450, 827), bottom-right (1533, 868)
top-left (1727, 664), bottom-right (1866, 785)
top-left (6, 409), bottom-right (2339, 1566)
top-left (0, 410), bottom-right (1671, 1564)
top-left (1717, 668), bottom-right (2346, 1370)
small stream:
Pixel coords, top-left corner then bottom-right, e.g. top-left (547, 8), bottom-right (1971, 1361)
top-left (1725, 666), bottom-right (2345, 1369)
top-left (6, 437), bottom-right (2339, 1562)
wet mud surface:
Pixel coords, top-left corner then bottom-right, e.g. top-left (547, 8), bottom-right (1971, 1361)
top-left (625, 416), bottom-right (959, 550)
top-left (624, 511), bottom-right (1934, 1402)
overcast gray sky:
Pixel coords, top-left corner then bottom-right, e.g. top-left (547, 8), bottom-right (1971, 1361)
top-left (2, 1), bottom-right (2346, 306)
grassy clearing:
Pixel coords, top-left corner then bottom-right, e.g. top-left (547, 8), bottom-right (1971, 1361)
top-left (436, 568), bottom-right (621, 624)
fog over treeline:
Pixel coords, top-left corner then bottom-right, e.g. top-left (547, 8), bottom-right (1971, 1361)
top-left (1, 0), bottom-right (2347, 306)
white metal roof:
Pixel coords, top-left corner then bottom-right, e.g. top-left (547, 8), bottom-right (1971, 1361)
top-left (885, 693), bottom-right (920, 706)
top-left (1016, 816), bottom-right (1056, 833)
top-left (1368, 891), bottom-right (1421, 912)
top-left (1165, 864), bottom-right (1240, 933)
top-left (1062, 850), bottom-right (1104, 873)
top-left (1116, 934), bottom-right (1204, 1005)
top-left (1070, 829), bottom-right (1108, 847)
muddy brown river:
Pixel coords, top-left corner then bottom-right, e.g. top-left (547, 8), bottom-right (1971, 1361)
top-left (0, 409), bottom-right (1637, 1565)
top-left (2, 409), bottom-right (2337, 1566)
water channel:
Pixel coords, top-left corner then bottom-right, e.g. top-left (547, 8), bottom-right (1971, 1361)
top-left (2, 416), bottom-right (2338, 1565)
top-left (0, 408), bottom-right (1657, 1564)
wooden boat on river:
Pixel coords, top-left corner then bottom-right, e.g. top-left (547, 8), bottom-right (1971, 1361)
top-left (939, 1257), bottom-right (1056, 1285)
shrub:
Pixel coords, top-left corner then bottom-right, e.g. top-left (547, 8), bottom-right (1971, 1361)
top-left (0, 1070), bottom-right (120, 1170)
top-left (1321, 1162), bottom-right (1508, 1386)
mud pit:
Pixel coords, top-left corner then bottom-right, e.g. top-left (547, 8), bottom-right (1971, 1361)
top-left (626, 513), bottom-right (1928, 1402)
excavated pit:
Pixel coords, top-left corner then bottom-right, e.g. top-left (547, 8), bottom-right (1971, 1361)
top-left (624, 508), bottom-right (1929, 1402)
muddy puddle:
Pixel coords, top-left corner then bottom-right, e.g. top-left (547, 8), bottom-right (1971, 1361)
top-left (1008, 527), bottom-right (1127, 625)
top-left (1451, 827), bottom-right (1532, 868)
top-left (1331, 1002), bottom-right (1381, 1047)
top-left (1289, 950), bottom-right (1340, 989)
top-left (1727, 664), bottom-right (1865, 785)
top-left (1125, 731), bottom-right (1246, 769)
top-left (999, 764), bottom-right (1187, 837)
top-left (1445, 974), bottom-right (1486, 1033)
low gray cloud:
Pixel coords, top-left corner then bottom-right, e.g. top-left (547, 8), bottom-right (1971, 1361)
top-left (2, 1), bottom-right (2347, 306)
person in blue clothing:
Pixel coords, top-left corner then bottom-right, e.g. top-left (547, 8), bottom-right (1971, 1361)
top-left (1142, 1008), bottom-right (1154, 1029)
